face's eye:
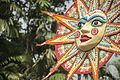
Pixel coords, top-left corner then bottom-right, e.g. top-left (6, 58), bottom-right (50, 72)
top-left (91, 18), bottom-right (106, 27)
top-left (92, 20), bottom-right (102, 27)
top-left (78, 22), bottom-right (85, 29)
top-left (78, 19), bottom-right (86, 29)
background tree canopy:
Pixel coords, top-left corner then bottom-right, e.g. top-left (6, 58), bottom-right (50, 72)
top-left (0, 0), bottom-right (120, 80)
top-left (0, 0), bottom-right (70, 80)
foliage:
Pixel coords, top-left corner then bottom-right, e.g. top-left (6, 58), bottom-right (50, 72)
top-left (0, 0), bottom-right (69, 80)
top-left (1, 0), bottom-right (119, 80)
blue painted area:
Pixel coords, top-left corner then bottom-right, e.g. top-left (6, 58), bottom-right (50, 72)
top-left (81, 16), bottom-right (87, 20)
top-left (87, 15), bottom-right (106, 21)
top-left (80, 15), bottom-right (106, 23)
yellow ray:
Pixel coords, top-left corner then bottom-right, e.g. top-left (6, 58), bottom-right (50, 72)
top-left (99, 0), bottom-right (113, 13)
top-left (42, 11), bottom-right (79, 31)
top-left (41, 43), bottom-right (79, 80)
top-left (88, 48), bottom-right (99, 80)
top-left (89, 0), bottom-right (99, 12)
top-left (97, 36), bottom-right (120, 54)
top-left (36, 31), bottom-right (77, 46)
top-left (74, 0), bottom-right (88, 19)
top-left (105, 24), bottom-right (120, 34)
top-left (107, 4), bottom-right (120, 22)
top-left (66, 52), bottom-right (87, 80)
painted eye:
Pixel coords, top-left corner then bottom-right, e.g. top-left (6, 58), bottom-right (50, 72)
top-left (92, 20), bottom-right (103, 27)
top-left (78, 22), bottom-right (85, 29)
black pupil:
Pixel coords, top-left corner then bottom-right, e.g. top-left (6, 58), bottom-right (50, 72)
top-left (94, 21), bottom-right (98, 25)
top-left (78, 22), bottom-right (82, 29)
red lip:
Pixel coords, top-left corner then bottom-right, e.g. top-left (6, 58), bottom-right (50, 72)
top-left (80, 35), bottom-right (91, 42)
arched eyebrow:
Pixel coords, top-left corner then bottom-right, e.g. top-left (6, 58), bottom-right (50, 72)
top-left (81, 15), bottom-right (106, 22)
top-left (87, 15), bottom-right (106, 21)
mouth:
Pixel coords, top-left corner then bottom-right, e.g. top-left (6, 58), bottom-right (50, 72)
top-left (80, 35), bottom-right (91, 42)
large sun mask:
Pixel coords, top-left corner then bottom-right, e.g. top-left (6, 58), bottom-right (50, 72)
top-left (76, 10), bottom-right (107, 51)
top-left (37, 0), bottom-right (120, 80)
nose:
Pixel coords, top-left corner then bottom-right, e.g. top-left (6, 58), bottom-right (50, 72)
top-left (81, 27), bottom-right (90, 33)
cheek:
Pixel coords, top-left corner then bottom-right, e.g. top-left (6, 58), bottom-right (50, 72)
top-left (75, 31), bottom-right (81, 38)
top-left (91, 28), bottom-right (99, 35)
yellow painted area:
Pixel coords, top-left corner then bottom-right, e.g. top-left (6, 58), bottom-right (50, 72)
top-left (69, 7), bottom-right (77, 17)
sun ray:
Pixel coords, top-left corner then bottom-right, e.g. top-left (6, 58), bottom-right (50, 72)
top-left (107, 13), bottom-right (120, 25)
top-left (88, 48), bottom-right (99, 80)
top-left (66, 52), bottom-right (87, 80)
top-left (99, 0), bottom-right (113, 13)
top-left (38, 0), bottom-right (120, 80)
top-left (41, 43), bottom-right (79, 80)
top-left (107, 23), bottom-right (120, 26)
top-left (36, 31), bottom-right (77, 46)
top-left (74, 0), bottom-right (88, 19)
top-left (106, 4), bottom-right (120, 22)
top-left (105, 24), bottom-right (120, 34)
top-left (89, 0), bottom-right (99, 12)
top-left (42, 11), bottom-right (79, 31)
top-left (97, 36), bottom-right (120, 54)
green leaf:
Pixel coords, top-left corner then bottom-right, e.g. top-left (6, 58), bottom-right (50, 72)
top-left (49, 73), bottom-right (66, 80)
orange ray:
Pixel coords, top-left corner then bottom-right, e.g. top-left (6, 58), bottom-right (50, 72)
top-left (99, 0), bottom-right (113, 13)
top-left (74, 0), bottom-right (88, 19)
top-left (36, 31), bottom-right (77, 46)
top-left (97, 32), bottom-right (120, 54)
top-left (106, 4), bottom-right (120, 22)
top-left (41, 43), bottom-right (79, 80)
top-left (88, 48), bottom-right (99, 80)
top-left (66, 52), bottom-right (87, 80)
top-left (89, 0), bottom-right (99, 12)
top-left (107, 12), bottom-right (120, 25)
top-left (42, 11), bottom-right (79, 31)
top-left (107, 23), bottom-right (120, 26)
top-left (105, 24), bottom-right (120, 34)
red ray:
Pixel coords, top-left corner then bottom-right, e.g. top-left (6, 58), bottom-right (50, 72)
top-left (106, 4), bottom-right (120, 13)
top-left (107, 23), bottom-right (120, 26)
top-left (88, 48), bottom-right (99, 80)
top-left (107, 12), bottom-right (120, 25)
top-left (42, 11), bottom-right (79, 31)
top-left (97, 29), bottom-right (120, 54)
top-left (103, 30), bottom-right (120, 54)
top-left (89, 0), bottom-right (99, 12)
top-left (36, 31), bottom-right (76, 46)
top-left (106, 4), bottom-right (120, 22)
top-left (74, 0), bottom-right (88, 19)
top-left (66, 52), bottom-right (87, 80)
top-left (41, 43), bottom-right (79, 80)
top-left (99, 0), bottom-right (113, 13)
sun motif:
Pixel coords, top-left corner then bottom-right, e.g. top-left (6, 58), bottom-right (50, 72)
top-left (37, 0), bottom-right (120, 80)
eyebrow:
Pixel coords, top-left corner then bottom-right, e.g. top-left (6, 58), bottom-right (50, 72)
top-left (81, 15), bottom-right (106, 22)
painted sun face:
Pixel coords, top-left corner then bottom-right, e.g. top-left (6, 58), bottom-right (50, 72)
top-left (76, 10), bottom-right (107, 51)
top-left (37, 0), bottom-right (120, 80)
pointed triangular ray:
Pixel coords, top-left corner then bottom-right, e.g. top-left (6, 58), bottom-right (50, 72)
top-left (106, 4), bottom-right (120, 22)
top-left (99, 0), bottom-right (113, 13)
top-left (74, 0), bottom-right (88, 19)
top-left (36, 31), bottom-right (77, 46)
top-left (105, 24), bottom-right (120, 34)
top-left (107, 23), bottom-right (120, 26)
top-left (88, 48), bottom-right (99, 80)
top-left (109, 13), bottom-right (120, 25)
top-left (66, 52), bottom-right (87, 80)
top-left (89, 0), bottom-right (99, 12)
top-left (41, 43), bottom-right (79, 80)
top-left (97, 36), bottom-right (120, 54)
top-left (42, 11), bottom-right (79, 30)
top-left (83, 0), bottom-right (90, 8)
top-left (107, 12), bottom-right (120, 24)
